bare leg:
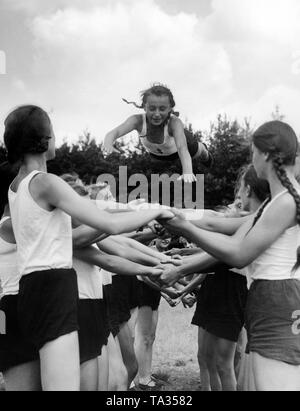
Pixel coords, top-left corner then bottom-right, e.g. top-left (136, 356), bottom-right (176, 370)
top-left (117, 323), bottom-right (138, 388)
top-left (197, 327), bottom-right (210, 391)
top-left (97, 345), bottom-right (109, 391)
top-left (39, 331), bottom-right (80, 391)
top-left (107, 334), bottom-right (128, 391)
top-left (215, 337), bottom-right (237, 391)
top-left (4, 361), bottom-right (41, 391)
top-left (80, 358), bottom-right (98, 391)
top-left (252, 352), bottom-right (300, 391)
top-left (204, 332), bottom-right (222, 391)
top-left (134, 307), bottom-right (158, 386)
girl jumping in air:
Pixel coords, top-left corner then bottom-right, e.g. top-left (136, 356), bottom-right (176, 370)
top-left (104, 84), bottom-right (212, 183)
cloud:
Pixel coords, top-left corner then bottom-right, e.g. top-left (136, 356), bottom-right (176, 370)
top-left (2, 0), bottom-right (300, 146)
top-left (27, 0), bottom-right (232, 143)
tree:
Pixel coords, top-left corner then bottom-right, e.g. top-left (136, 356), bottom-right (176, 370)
top-left (200, 115), bottom-right (251, 208)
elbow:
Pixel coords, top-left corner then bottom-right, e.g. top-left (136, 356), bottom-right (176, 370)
top-left (107, 222), bottom-right (121, 236)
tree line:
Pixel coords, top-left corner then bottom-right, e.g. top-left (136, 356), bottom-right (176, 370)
top-left (0, 115), bottom-right (252, 208)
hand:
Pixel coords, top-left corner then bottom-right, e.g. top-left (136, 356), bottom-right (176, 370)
top-left (160, 256), bottom-right (183, 266)
top-left (158, 263), bottom-right (181, 288)
top-left (177, 174), bottom-right (197, 183)
top-left (161, 293), bottom-right (181, 307)
top-left (127, 199), bottom-right (146, 211)
top-left (157, 208), bottom-right (176, 221)
top-left (104, 144), bottom-right (122, 155)
top-left (163, 288), bottom-right (181, 299)
top-left (182, 295), bottom-right (197, 308)
top-left (161, 214), bottom-right (188, 236)
top-left (146, 267), bottom-right (164, 277)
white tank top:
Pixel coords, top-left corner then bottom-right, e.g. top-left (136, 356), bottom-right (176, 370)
top-left (73, 249), bottom-right (103, 300)
top-left (139, 114), bottom-right (178, 156)
top-left (8, 170), bottom-right (73, 276)
top-left (101, 270), bottom-right (113, 286)
top-left (0, 217), bottom-right (19, 297)
top-left (248, 190), bottom-right (300, 281)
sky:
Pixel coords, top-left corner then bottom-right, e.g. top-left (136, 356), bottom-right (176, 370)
top-left (1, 0), bottom-right (300, 146)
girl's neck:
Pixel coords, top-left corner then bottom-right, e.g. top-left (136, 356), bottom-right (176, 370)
top-left (20, 154), bottom-right (47, 175)
top-left (267, 166), bottom-right (298, 198)
top-left (249, 197), bottom-right (263, 213)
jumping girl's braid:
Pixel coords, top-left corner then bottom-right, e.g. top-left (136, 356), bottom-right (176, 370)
top-left (251, 196), bottom-right (271, 229)
top-left (272, 153), bottom-right (300, 272)
top-left (122, 84), bottom-right (180, 117)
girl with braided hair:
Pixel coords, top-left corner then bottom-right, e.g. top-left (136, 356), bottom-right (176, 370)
top-left (104, 84), bottom-right (212, 183)
top-left (161, 120), bottom-right (300, 390)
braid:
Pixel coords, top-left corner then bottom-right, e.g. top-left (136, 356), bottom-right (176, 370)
top-left (122, 98), bottom-right (143, 109)
top-left (272, 155), bottom-right (300, 273)
top-left (251, 197), bottom-right (271, 229)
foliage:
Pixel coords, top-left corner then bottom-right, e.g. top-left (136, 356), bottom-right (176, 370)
top-left (0, 115), bottom-right (252, 208)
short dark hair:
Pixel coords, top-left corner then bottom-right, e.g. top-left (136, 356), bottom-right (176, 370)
top-left (4, 105), bottom-right (52, 164)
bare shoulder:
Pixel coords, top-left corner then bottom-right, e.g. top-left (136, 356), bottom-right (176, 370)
top-left (30, 173), bottom-right (67, 199)
top-left (264, 191), bottom-right (297, 225)
top-left (130, 114), bottom-right (143, 131)
top-left (170, 115), bottom-right (184, 129)
top-left (0, 218), bottom-right (15, 244)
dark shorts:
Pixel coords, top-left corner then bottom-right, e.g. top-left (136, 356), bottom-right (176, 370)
top-left (104, 276), bottom-right (140, 336)
top-left (18, 268), bottom-right (79, 351)
top-left (192, 265), bottom-right (248, 342)
top-left (78, 299), bottom-right (109, 364)
top-left (150, 130), bottom-right (213, 167)
top-left (138, 280), bottom-right (161, 312)
top-left (245, 279), bottom-right (300, 365)
top-left (103, 284), bottom-right (119, 338)
top-left (0, 295), bottom-right (39, 372)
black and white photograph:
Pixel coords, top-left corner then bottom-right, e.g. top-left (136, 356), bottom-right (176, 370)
top-left (1, 0), bottom-right (300, 393)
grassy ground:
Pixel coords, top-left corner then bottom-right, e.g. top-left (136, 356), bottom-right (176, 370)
top-left (0, 299), bottom-right (200, 392)
top-left (152, 299), bottom-right (200, 391)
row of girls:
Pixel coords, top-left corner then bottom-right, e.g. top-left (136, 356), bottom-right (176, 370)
top-left (0, 105), bottom-right (180, 391)
top-left (156, 120), bottom-right (300, 391)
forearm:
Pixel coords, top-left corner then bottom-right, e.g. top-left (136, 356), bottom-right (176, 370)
top-left (72, 225), bottom-right (109, 249)
top-left (180, 273), bottom-right (207, 295)
top-left (176, 252), bottom-right (218, 277)
top-left (104, 131), bottom-right (118, 147)
top-left (110, 210), bottom-right (165, 235)
top-left (74, 247), bottom-right (157, 276)
top-left (98, 238), bottom-right (160, 266)
top-left (191, 215), bottom-right (251, 235)
top-left (117, 236), bottom-right (166, 260)
top-left (178, 147), bottom-right (193, 174)
top-left (179, 223), bottom-right (241, 267)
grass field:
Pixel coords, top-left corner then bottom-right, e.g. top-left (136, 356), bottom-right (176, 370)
top-left (151, 299), bottom-right (200, 391)
top-left (0, 299), bottom-right (200, 392)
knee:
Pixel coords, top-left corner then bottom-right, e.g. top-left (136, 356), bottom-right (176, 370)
top-left (205, 350), bottom-right (217, 371)
top-left (216, 356), bottom-right (234, 377)
top-left (140, 332), bottom-right (156, 349)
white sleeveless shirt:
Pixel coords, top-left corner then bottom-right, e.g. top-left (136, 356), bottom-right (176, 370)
top-left (0, 216), bottom-right (19, 297)
top-left (8, 170), bottom-right (73, 276)
top-left (247, 190), bottom-right (300, 281)
top-left (73, 247), bottom-right (103, 300)
top-left (139, 114), bottom-right (178, 156)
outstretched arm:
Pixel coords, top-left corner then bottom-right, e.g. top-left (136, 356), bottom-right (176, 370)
top-left (74, 246), bottom-right (163, 277)
top-left (171, 117), bottom-right (195, 183)
top-left (164, 194), bottom-right (296, 268)
top-left (103, 115), bottom-right (140, 154)
top-left (35, 173), bottom-right (175, 236)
